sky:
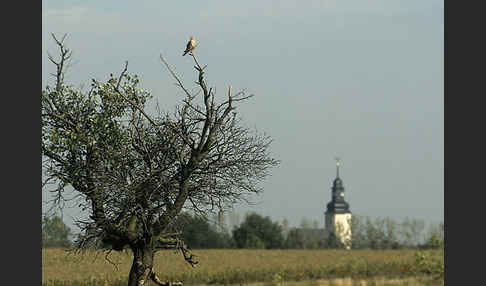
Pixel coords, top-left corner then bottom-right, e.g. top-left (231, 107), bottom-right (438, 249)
top-left (42, 0), bottom-right (444, 232)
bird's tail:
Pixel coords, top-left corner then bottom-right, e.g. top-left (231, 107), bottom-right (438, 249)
top-left (183, 50), bottom-right (188, 56)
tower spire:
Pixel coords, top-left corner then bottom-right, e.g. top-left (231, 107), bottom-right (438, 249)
top-left (335, 157), bottom-right (341, 178)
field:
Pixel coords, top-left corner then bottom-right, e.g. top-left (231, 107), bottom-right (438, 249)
top-left (42, 249), bottom-right (443, 286)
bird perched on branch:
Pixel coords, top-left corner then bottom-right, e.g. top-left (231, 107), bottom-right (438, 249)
top-left (183, 36), bottom-right (197, 56)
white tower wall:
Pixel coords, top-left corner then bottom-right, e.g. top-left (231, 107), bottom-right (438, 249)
top-left (325, 212), bottom-right (352, 249)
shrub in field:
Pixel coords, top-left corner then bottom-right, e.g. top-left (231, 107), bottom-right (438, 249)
top-left (413, 251), bottom-right (444, 279)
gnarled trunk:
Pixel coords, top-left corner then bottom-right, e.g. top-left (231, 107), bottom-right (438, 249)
top-left (127, 244), bottom-right (184, 286)
top-left (128, 245), bottom-right (155, 286)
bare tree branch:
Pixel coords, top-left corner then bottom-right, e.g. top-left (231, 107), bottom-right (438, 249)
top-left (160, 54), bottom-right (193, 98)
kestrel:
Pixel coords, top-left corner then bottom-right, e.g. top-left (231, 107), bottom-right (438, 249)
top-left (183, 36), bottom-right (197, 56)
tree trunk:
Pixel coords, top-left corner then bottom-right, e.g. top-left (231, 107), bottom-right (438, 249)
top-left (127, 245), bottom-right (155, 286)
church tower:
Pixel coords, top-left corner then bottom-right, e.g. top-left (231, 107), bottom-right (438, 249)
top-left (324, 158), bottom-right (352, 249)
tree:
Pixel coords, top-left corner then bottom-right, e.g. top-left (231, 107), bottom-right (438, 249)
top-left (227, 209), bottom-right (241, 232)
top-left (423, 233), bottom-right (443, 249)
top-left (350, 215), bottom-right (367, 249)
top-left (408, 218), bottom-right (426, 247)
top-left (232, 212), bottom-right (284, 249)
top-left (326, 231), bottom-right (345, 249)
top-left (364, 217), bottom-right (378, 249)
top-left (281, 218), bottom-right (290, 240)
top-left (421, 222), bottom-right (444, 249)
top-left (283, 228), bottom-right (302, 249)
top-left (399, 217), bottom-right (425, 248)
top-left (383, 216), bottom-right (400, 249)
top-left (285, 217), bottom-right (322, 249)
top-left (42, 34), bottom-right (279, 286)
top-left (284, 227), bottom-right (325, 249)
top-left (299, 217), bottom-right (312, 229)
top-left (42, 215), bottom-right (72, 248)
top-left (172, 212), bottom-right (233, 249)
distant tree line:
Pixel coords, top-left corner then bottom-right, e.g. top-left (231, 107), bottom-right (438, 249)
top-left (43, 212), bottom-right (443, 250)
top-left (349, 215), bottom-right (444, 250)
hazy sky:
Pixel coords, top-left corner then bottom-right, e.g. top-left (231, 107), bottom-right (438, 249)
top-left (42, 1), bottom-right (444, 231)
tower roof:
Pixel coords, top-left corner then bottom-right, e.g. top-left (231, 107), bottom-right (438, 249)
top-left (333, 177), bottom-right (343, 189)
top-left (326, 158), bottom-right (351, 214)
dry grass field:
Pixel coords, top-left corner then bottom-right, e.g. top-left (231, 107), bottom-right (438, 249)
top-left (42, 249), bottom-right (443, 286)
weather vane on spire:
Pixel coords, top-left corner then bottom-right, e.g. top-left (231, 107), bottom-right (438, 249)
top-left (335, 156), bottom-right (341, 178)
